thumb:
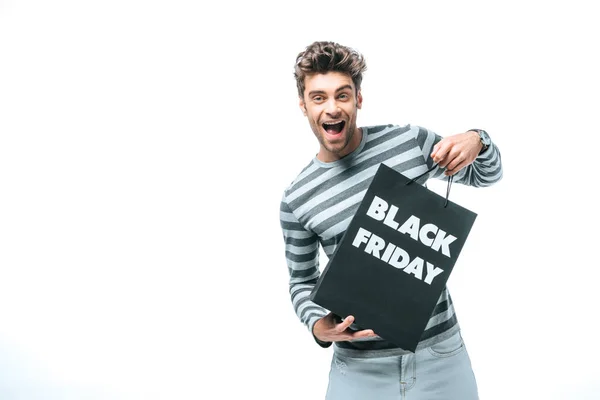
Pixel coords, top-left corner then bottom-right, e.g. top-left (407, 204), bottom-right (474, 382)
top-left (335, 315), bottom-right (355, 332)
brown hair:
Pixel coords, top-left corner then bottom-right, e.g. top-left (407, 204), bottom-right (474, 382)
top-left (294, 41), bottom-right (367, 98)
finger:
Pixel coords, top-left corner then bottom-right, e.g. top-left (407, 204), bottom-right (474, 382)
top-left (431, 142), bottom-right (441, 158)
top-left (351, 329), bottom-right (377, 339)
top-left (436, 153), bottom-right (451, 169)
top-left (432, 143), bottom-right (450, 165)
top-left (445, 154), bottom-right (464, 173)
top-left (440, 146), bottom-right (465, 169)
top-left (446, 159), bottom-right (469, 176)
top-left (335, 315), bottom-right (355, 333)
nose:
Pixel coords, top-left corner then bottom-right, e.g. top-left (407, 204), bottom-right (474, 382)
top-left (325, 99), bottom-right (341, 116)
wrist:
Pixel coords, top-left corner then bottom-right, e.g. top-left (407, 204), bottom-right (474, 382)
top-left (468, 129), bottom-right (491, 155)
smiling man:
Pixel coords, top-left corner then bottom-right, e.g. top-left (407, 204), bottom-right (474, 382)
top-left (280, 41), bottom-right (503, 400)
top-left (302, 71), bottom-right (362, 162)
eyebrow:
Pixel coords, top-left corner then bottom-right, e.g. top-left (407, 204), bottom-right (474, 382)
top-left (308, 84), bottom-right (353, 97)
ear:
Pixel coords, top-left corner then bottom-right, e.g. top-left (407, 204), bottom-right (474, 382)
top-left (299, 97), bottom-right (307, 116)
top-left (357, 90), bottom-right (363, 109)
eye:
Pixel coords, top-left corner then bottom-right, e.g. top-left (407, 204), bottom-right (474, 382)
top-left (312, 96), bottom-right (324, 103)
top-left (338, 93), bottom-right (350, 100)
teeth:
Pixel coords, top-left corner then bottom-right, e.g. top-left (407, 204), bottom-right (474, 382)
top-left (323, 121), bottom-right (343, 125)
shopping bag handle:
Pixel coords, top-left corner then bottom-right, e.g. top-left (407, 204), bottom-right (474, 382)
top-left (406, 164), bottom-right (453, 208)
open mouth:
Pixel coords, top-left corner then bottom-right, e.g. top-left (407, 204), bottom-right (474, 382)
top-left (322, 120), bottom-right (346, 135)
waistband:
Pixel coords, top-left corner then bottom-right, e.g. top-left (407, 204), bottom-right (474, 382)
top-left (333, 325), bottom-right (461, 359)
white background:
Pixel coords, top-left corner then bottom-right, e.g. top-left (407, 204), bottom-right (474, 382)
top-left (1, 1), bottom-right (599, 399)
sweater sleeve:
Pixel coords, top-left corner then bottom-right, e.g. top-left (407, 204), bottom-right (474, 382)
top-left (280, 193), bottom-right (331, 348)
top-left (414, 125), bottom-right (503, 187)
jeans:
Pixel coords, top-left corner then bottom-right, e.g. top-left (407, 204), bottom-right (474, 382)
top-left (325, 331), bottom-right (478, 400)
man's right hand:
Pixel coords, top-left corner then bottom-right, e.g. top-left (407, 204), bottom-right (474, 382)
top-left (313, 312), bottom-right (377, 342)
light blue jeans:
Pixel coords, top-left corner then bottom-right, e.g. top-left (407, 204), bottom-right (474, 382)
top-left (325, 331), bottom-right (478, 400)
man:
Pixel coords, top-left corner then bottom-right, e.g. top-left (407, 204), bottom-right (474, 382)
top-left (280, 41), bottom-right (502, 399)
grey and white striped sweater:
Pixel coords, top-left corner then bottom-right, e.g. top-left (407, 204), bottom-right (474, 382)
top-left (280, 124), bottom-right (503, 356)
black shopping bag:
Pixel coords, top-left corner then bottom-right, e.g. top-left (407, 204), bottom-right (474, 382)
top-left (310, 163), bottom-right (477, 352)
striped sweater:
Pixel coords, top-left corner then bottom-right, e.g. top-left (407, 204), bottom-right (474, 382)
top-left (280, 124), bottom-right (503, 356)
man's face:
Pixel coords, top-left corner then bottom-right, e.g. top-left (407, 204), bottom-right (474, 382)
top-left (300, 71), bottom-right (363, 162)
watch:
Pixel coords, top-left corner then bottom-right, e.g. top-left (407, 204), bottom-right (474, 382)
top-left (469, 129), bottom-right (491, 154)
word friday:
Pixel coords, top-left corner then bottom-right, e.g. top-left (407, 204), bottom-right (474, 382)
top-left (350, 196), bottom-right (459, 285)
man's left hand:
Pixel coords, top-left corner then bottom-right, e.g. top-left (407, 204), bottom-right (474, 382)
top-left (430, 131), bottom-right (483, 176)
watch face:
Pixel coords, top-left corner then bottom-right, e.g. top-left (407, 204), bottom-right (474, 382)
top-left (479, 130), bottom-right (491, 146)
